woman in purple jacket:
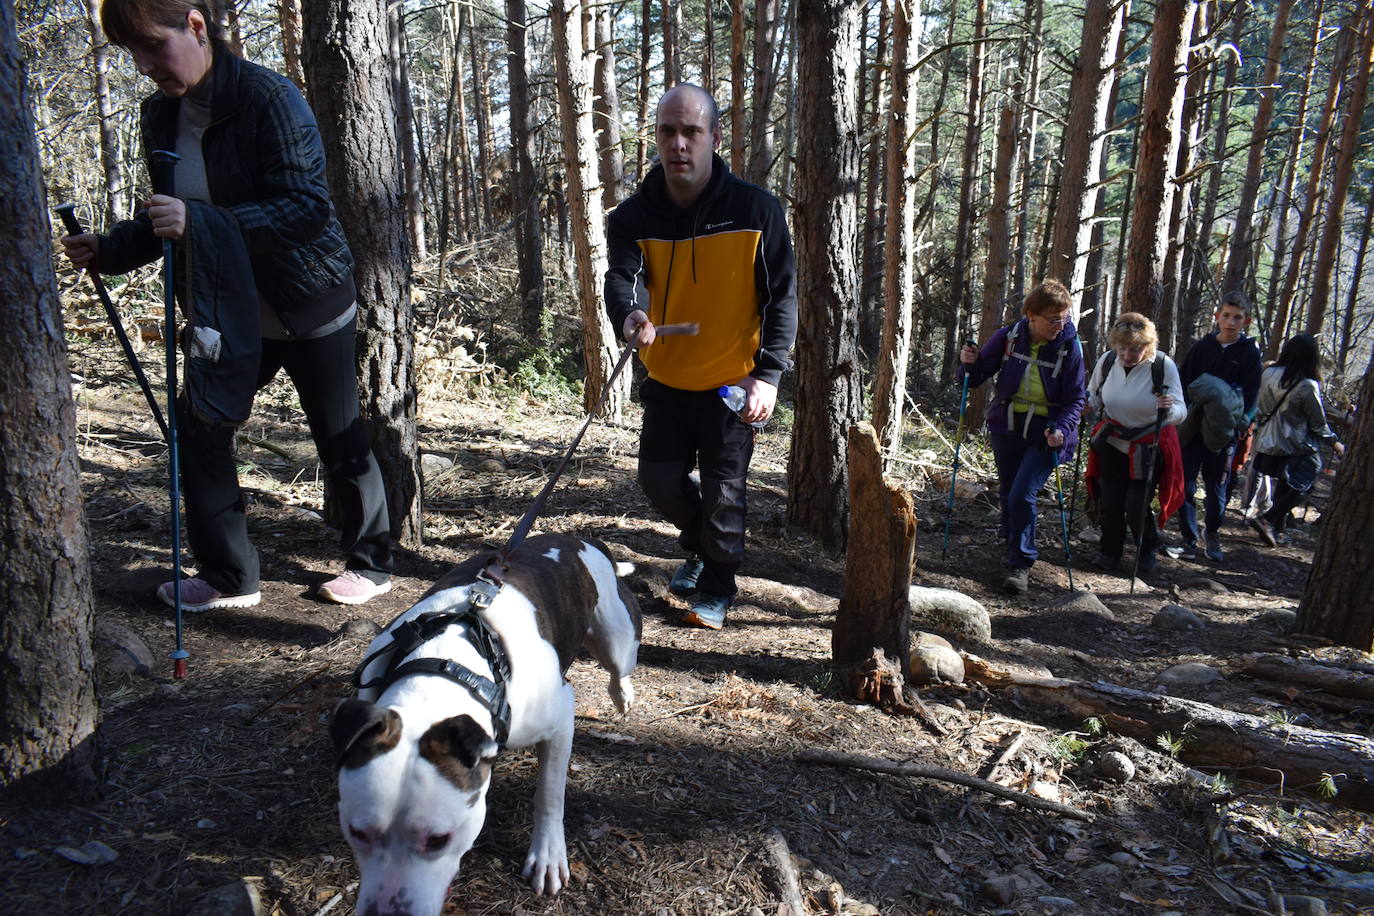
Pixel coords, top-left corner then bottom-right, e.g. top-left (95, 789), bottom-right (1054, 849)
top-left (959, 279), bottom-right (1087, 595)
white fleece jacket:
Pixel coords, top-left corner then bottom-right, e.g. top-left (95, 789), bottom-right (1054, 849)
top-left (1088, 350), bottom-right (1188, 435)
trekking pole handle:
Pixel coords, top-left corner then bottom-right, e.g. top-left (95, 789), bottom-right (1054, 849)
top-left (54, 202), bottom-right (85, 237)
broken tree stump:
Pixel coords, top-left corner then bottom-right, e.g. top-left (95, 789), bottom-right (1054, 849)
top-left (835, 422), bottom-right (917, 715)
top-left (1241, 653), bottom-right (1374, 702)
top-left (962, 654), bottom-right (1374, 810)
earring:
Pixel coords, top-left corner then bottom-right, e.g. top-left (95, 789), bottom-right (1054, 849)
top-left (198, 35), bottom-right (207, 46)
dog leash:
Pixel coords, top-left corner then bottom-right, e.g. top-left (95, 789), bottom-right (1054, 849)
top-left (351, 323), bottom-right (698, 749)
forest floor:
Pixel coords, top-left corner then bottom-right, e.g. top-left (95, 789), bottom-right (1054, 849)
top-left (2, 325), bottom-right (1373, 916)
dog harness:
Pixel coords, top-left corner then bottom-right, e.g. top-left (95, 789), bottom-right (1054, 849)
top-left (353, 565), bottom-right (513, 749)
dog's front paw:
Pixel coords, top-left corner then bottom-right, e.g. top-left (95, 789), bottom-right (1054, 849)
top-left (521, 830), bottom-right (569, 895)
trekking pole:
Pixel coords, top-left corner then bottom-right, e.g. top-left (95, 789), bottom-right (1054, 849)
top-left (54, 204), bottom-right (169, 441)
top-left (1065, 414), bottom-right (1087, 546)
top-left (1129, 383), bottom-right (1168, 596)
top-left (1050, 446), bottom-right (1075, 592)
top-left (151, 149), bottom-right (190, 679)
top-left (941, 340), bottom-right (976, 561)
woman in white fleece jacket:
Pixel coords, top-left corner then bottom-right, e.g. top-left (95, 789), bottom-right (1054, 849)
top-left (1085, 313), bottom-right (1188, 576)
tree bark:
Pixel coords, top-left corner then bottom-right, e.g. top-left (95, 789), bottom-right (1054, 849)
top-left (787, 0), bottom-right (863, 551)
top-left (551, 0), bottom-right (627, 417)
top-left (638, 0), bottom-right (653, 179)
top-left (1122, 0), bottom-right (1197, 323)
top-left (662, 0), bottom-right (680, 88)
top-left (964, 658), bottom-right (1374, 810)
top-left (870, 0), bottom-right (915, 460)
top-left (942, 0), bottom-right (986, 381)
top-left (1269, 12), bottom-right (1351, 359)
top-left (1303, 6), bottom-right (1374, 338)
top-left (389, 0), bottom-right (427, 260)
top-left (747, 0), bottom-right (781, 185)
top-left (1336, 192), bottom-right (1373, 377)
top-left (469, 13), bottom-right (494, 227)
top-left (1046, 0), bottom-right (1124, 316)
top-left (856, 0), bottom-right (889, 359)
top-left (1298, 352), bottom-right (1374, 651)
top-left (278, 0), bottom-right (307, 91)
top-left (0, 2), bottom-right (100, 797)
top-left (1010, 0), bottom-right (1043, 305)
top-left (1222, 0), bottom-right (1294, 297)
top-left (593, 3), bottom-right (625, 212)
top-left (83, 0), bottom-right (120, 227)
top-left (729, 0), bottom-right (746, 174)
top-left (302, 0), bottom-right (421, 546)
top-left (506, 0), bottom-right (546, 341)
top-left (1241, 654), bottom-right (1374, 702)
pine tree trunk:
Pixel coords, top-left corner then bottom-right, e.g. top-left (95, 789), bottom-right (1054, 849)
top-left (966, 101), bottom-right (1016, 429)
top-left (662, 0), bottom-right (680, 88)
top-left (389, 1), bottom-right (427, 261)
top-left (0, 7), bottom-right (100, 797)
top-left (1269, 12), bottom-right (1352, 359)
top-left (1010, 0), bottom-right (1042, 304)
top-left (593, 5), bottom-right (626, 211)
top-left (942, 0), bottom-right (986, 382)
top-left (1046, 0), bottom-right (1124, 314)
top-left (747, 0), bottom-right (781, 184)
top-left (1303, 7), bottom-right (1374, 338)
top-left (469, 17), bottom-right (494, 226)
top-left (638, 0), bottom-right (652, 179)
top-left (787, 0), bottom-right (864, 551)
top-left (1122, 0), bottom-right (1197, 323)
top-left (1298, 352), bottom-right (1374, 651)
top-left (857, 0), bottom-right (890, 359)
top-left (507, 0), bottom-right (546, 341)
top-left (1336, 194), bottom-right (1373, 377)
top-left (704, 0), bottom-right (716, 91)
top-left (729, 0), bottom-right (746, 174)
top-left (1223, 0), bottom-right (1294, 296)
top-left (551, 0), bottom-right (626, 418)
top-left (278, 0), bottom-right (306, 90)
top-left (83, 0), bottom-right (120, 227)
top-left (302, 0), bottom-right (421, 546)
top-left (870, 0), bottom-right (916, 460)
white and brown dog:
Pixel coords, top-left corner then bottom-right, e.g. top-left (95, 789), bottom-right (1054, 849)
top-left (330, 534), bottom-right (640, 915)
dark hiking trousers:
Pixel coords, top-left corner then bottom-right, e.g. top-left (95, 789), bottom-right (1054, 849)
top-left (637, 377), bottom-right (754, 598)
top-left (1095, 445), bottom-right (1163, 560)
top-left (179, 320), bottom-right (392, 595)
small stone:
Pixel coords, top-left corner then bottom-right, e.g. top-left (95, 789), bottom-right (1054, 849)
top-left (1281, 895), bottom-right (1327, 916)
top-left (982, 875), bottom-right (1021, 905)
top-left (1157, 662), bottom-right (1222, 688)
top-left (478, 458), bottom-right (507, 473)
top-left (1182, 577), bottom-right (1228, 593)
top-left (1258, 609), bottom-right (1298, 631)
top-left (1152, 604), bottom-right (1205, 630)
top-left (908, 641), bottom-right (965, 685)
top-left (1036, 896), bottom-right (1079, 912)
top-left (1107, 851), bottom-right (1138, 868)
top-left (1047, 589), bottom-right (1114, 620)
top-left (908, 586), bottom-right (991, 643)
top-left (1083, 862), bottom-right (1122, 883)
top-left (53, 841), bottom-right (117, 866)
top-left (196, 818), bottom-right (218, 830)
top-left (187, 878), bottom-right (266, 916)
top-left (1097, 751), bottom-right (1136, 783)
top-left (1029, 780), bottom-right (1061, 802)
top-left (95, 620), bottom-right (156, 677)
top-left (339, 618), bottom-right (382, 640)
top-left (420, 452), bottom-right (455, 476)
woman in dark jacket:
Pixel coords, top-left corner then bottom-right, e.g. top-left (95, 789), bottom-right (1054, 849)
top-left (62, 0), bottom-right (392, 610)
top-left (1249, 334), bottom-right (1344, 545)
top-left (959, 279), bottom-right (1086, 595)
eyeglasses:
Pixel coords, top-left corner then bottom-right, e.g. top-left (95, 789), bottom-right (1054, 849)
top-left (1116, 320), bottom-right (1146, 331)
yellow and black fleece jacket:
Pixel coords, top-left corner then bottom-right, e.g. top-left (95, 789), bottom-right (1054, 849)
top-left (604, 154), bottom-right (798, 391)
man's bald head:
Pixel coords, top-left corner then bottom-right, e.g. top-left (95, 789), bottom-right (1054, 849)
top-left (658, 83), bottom-right (719, 130)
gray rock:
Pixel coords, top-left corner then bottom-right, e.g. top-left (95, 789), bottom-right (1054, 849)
top-left (53, 841), bottom-right (117, 866)
top-left (1152, 604), bottom-right (1205, 630)
top-left (1048, 589), bottom-right (1114, 620)
top-left (908, 586), bottom-right (991, 643)
top-left (478, 457), bottom-right (507, 473)
top-left (94, 620), bottom-right (155, 677)
top-left (1107, 851), bottom-right (1138, 868)
top-left (1182, 577), bottom-right (1228, 593)
top-left (1157, 662), bottom-right (1223, 688)
top-left (1036, 897), bottom-right (1079, 912)
top-left (420, 452), bottom-right (455, 476)
top-left (1258, 608), bottom-right (1298, 631)
top-left (1281, 895), bottom-right (1327, 916)
top-left (1083, 862), bottom-right (1122, 884)
top-left (908, 637), bottom-right (965, 685)
top-left (187, 879), bottom-right (266, 916)
top-left (339, 618), bottom-right (382, 640)
top-left (1097, 751), bottom-right (1136, 783)
top-left (982, 875), bottom-right (1021, 905)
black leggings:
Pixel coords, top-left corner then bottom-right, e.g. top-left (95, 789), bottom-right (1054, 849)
top-left (1095, 446), bottom-right (1162, 559)
top-left (178, 320), bottom-right (392, 594)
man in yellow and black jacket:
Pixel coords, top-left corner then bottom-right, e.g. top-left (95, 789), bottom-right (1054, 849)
top-left (604, 83), bottom-right (797, 631)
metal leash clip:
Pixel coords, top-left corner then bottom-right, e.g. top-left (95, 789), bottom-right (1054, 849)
top-left (468, 572), bottom-right (502, 610)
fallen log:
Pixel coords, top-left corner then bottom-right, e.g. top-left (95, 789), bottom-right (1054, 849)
top-left (1241, 653), bottom-right (1374, 702)
top-left (962, 654), bottom-right (1374, 810)
top-left (797, 747), bottom-right (1095, 822)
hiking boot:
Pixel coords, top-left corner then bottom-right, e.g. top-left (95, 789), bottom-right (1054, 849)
top-left (1092, 552), bottom-right (1120, 572)
top-left (157, 577), bottom-right (261, 613)
top-left (318, 570), bottom-right (392, 605)
top-left (1204, 536), bottom-right (1224, 562)
top-left (1177, 542), bottom-right (1198, 561)
top-left (1001, 566), bottom-right (1031, 595)
top-left (669, 555), bottom-right (705, 596)
top-left (1249, 517), bottom-right (1278, 547)
top-left (681, 592), bottom-right (730, 629)
top-left (1137, 548), bottom-right (1159, 576)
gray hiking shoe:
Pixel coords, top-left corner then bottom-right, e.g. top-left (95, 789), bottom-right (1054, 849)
top-left (669, 555), bottom-right (705, 596)
top-left (1001, 566), bottom-right (1031, 595)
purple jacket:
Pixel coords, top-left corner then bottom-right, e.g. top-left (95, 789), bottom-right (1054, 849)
top-left (958, 318), bottom-right (1087, 461)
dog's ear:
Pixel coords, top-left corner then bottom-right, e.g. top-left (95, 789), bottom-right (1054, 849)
top-left (418, 714), bottom-right (498, 787)
top-left (330, 698), bottom-right (403, 770)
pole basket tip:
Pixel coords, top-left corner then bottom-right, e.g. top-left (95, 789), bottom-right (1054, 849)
top-left (174, 658), bottom-right (188, 679)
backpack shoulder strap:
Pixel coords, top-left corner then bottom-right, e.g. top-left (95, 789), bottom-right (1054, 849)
top-left (1093, 349), bottom-right (1116, 400)
top-left (1151, 355), bottom-right (1166, 393)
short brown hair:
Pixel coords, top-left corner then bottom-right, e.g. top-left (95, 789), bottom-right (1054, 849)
top-left (101, 0), bottom-right (227, 47)
top-left (1023, 278), bottom-right (1072, 317)
top-left (1217, 290), bottom-right (1251, 316)
top-left (1108, 311), bottom-right (1158, 357)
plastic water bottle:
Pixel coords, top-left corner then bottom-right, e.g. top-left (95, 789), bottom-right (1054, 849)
top-left (719, 385), bottom-right (766, 429)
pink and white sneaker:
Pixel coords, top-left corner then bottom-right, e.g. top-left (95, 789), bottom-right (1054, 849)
top-left (157, 578), bottom-right (261, 612)
top-left (318, 570), bottom-right (392, 605)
